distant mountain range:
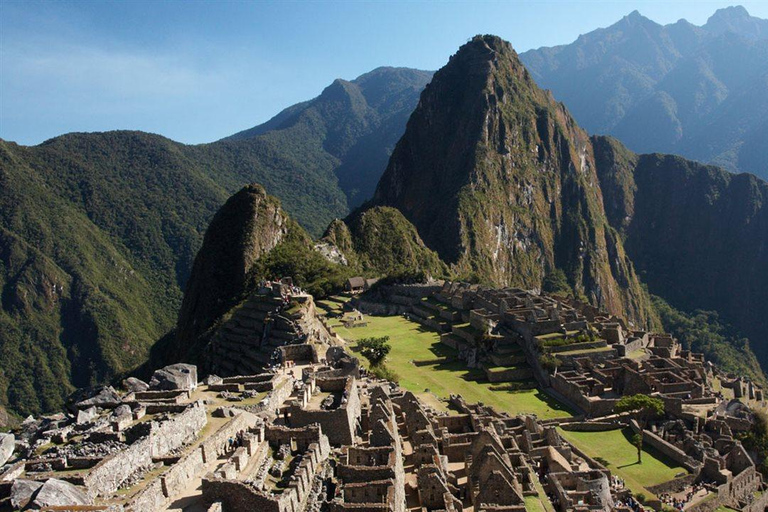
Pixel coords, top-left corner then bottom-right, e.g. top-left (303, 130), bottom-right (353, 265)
top-left (520, 5), bottom-right (768, 177)
top-left (0, 67), bottom-right (429, 416)
top-left (1, 6), bottom-right (767, 418)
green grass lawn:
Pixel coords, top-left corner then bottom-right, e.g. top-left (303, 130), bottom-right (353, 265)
top-left (328, 310), bottom-right (572, 420)
top-left (524, 494), bottom-right (547, 512)
top-left (559, 428), bottom-right (686, 497)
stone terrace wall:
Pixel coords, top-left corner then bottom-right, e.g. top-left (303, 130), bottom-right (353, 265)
top-left (84, 402), bottom-right (207, 498)
top-left (628, 420), bottom-right (701, 472)
top-left (201, 410), bottom-right (260, 463)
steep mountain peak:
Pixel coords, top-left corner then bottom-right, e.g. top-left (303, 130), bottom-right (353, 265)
top-left (372, 35), bottom-right (656, 327)
top-left (448, 34), bottom-right (527, 78)
top-left (704, 5), bottom-right (767, 40)
top-left (173, 183), bottom-right (290, 359)
top-left (708, 5), bottom-right (751, 23)
top-left (616, 9), bottom-right (659, 30)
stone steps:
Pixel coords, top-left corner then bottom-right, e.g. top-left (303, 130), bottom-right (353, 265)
top-left (490, 353), bottom-right (527, 367)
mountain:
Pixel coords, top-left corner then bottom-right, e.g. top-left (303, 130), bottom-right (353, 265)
top-left (0, 67), bottom-right (430, 416)
top-left (322, 207), bottom-right (448, 279)
top-left (520, 6), bottom-right (768, 178)
top-left (225, 67), bottom-right (433, 208)
top-left (0, 137), bottom-right (193, 417)
top-left (593, 135), bottom-right (768, 367)
top-left (370, 35), bottom-right (657, 328)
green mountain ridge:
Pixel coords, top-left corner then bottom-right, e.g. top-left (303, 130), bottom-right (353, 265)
top-left (593, 136), bottom-right (768, 366)
top-left (0, 67), bottom-right (429, 415)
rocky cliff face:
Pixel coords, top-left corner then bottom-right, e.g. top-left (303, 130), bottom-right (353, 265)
top-left (594, 135), bottom-right (768, 363)
top-left (174, 184), bottom-right (289, 359)
top-left (373, 35), bottom-right (656, 327)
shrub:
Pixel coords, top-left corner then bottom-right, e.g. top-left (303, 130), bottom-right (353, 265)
top-left (538, 353), bottom-right (562, 371)
top-left (369, 364), bottom-right (399, 383)
top-left (358, 337), bottom-right (392, 366)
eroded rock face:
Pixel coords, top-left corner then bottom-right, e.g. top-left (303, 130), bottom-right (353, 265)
top-left (32, 478), bottom-right (91, 508)
top-left (0, 432), bottom-right (15, 466)
top-left (150, 364), bottom-right (198, 391)
top-left (371, 35), bottom-right (656, 328)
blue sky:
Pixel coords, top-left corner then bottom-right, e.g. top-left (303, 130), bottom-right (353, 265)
top-left (2, 1), bottom-right (767, 146)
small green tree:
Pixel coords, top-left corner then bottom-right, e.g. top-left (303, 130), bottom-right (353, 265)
top-left (358, 337), bottom-right (391, 367)
top-left (614, 394), bottom-right (665, 463)
top-left (538, 353), bottom-right (562, 372)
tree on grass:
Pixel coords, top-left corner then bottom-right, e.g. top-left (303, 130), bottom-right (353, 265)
top-left (358, 337), bottom-right (391, 367)
top-left (614, 394), bottom-right (665, 463)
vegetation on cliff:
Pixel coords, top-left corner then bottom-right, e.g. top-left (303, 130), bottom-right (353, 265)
top-left (653, 296), bottom-right (766, 385)
top-left (331, 206), bottom-right (449, 279)
top-left (173, 185), bottom-right (355, 363)
top-left (372, 35), bottom-right (656, 328)
top-left (594, 134), bottom-right (768, 376)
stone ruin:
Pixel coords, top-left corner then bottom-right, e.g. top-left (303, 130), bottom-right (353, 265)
top-left (3, 278), bottom-right (768, 511)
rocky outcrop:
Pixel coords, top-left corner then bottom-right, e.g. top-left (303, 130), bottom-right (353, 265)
top-left (372, 35), bottom-right (656, 328)
top-left (149, 364), bottom-right (198, 391)
top-left (0, 432), bottom-right (14, 466)
top-left (174, 184), bottom-right (290, 360)
top-left (32, 478), bottom-right (91, 508)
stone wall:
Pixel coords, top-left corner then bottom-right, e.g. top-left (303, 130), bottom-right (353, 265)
top-left (161, 447), bottom-right (205, 498)
top-left (126, 477), bottom-right (166, 511)
top-left (550, 373), bottom-right (618, 418)
top-left (560, 422), bottom-right (622, 432)
top-left (85, 402), bottom-right (208, 498)
top-left (201, 410), bottom-right (260, 463)
top-left (289, 378), bottom-right (361, 445)
top-left (628, 420), bottom-right (701, 472)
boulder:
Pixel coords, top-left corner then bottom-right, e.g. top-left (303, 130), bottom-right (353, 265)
top-left (75, 386), bottom-right (121, 409)
top-left (212, 406), bottom-right (238, 418)
top-left (10, 479), bottom-right (43, 509)
top-left (111, 404), bottom-right (132, 419)
top-left (32, 478), bottom-right (91, 508)
top-left (123, 376), bottom-right (150, 393)
top-left (76, 407), bottom-right (99, 424)
top-left (204, 374), bottom-right (223, 386)
top-left (150, 363), bottom-right (198, 391)
top-left (0, 432), bottom-right (14, 466)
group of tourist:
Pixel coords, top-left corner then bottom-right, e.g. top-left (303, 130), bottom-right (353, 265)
top-left (226, 429), bottom-right (248, 452)
top-left (611, 475), bottom-right (626, 489)
top-left (658, 482), bottom-right (707, 511)
top-left (615, 496), bottom-right (648, 511)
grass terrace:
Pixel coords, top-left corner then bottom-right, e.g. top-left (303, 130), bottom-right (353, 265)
top-left (558, 427), bottom-right (686, 498)
top-left (322, 301), bottom-right (572, 420)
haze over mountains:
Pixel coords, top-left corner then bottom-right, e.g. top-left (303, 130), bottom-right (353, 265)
top-left (520, 5), bottom-right (768, 176)
top-left (1, 6), bottom-right (767, 418)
